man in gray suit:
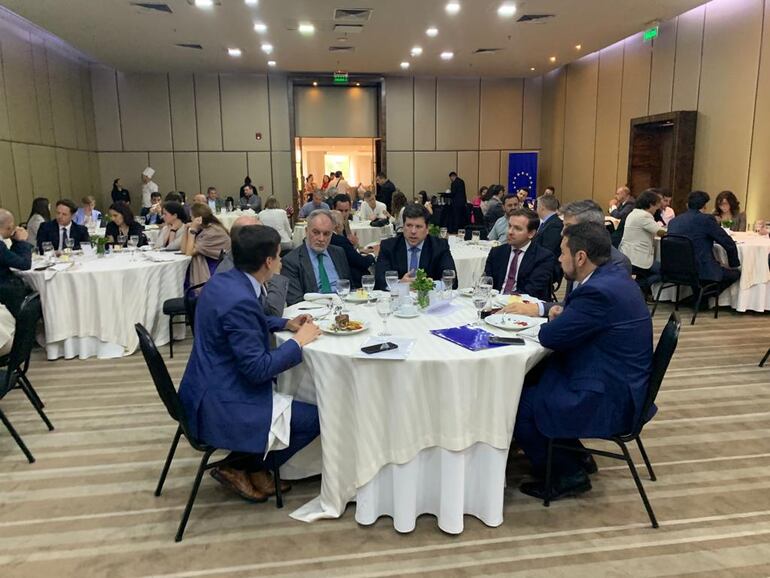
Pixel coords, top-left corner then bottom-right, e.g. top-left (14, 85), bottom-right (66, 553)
top-left (216, 215), bottom-right (289, 316)
top-left (282, 209), bottom-right (352, 306)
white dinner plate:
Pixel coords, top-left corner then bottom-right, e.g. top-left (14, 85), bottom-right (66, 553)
top-left (484, 313), bottom-right (536, 332)
top-left (492, 294), bottom-right (540, 308)
top-left (346, 290), bottom-right (378, 303)
top-left (394, 309), bottom-right (420, 318)
top-left (459, 287), bottom-right (499, 298)
top-left (318, 319), bottom-right (369, 335)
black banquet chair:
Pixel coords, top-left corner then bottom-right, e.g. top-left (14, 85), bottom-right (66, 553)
top-left (162, 282), bottom-right (205, 358)
top-left (541, 312), bottom-right (682, 528)
top-left (651, 235), bottom-right (721, 325)
top-left (760, 347), bottom-right (770, 367)
top-left (0, 293), bottom-right (54, 463)
top-left (134, 323), bottom-right (284, 542)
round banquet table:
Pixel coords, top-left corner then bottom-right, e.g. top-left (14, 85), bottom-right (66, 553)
top-left (449, 237), bottom-right (496, 288)
top-left (292, 221), bottom-right (394, 248)
top-left (275, 297), bottom-right (548, 534)
top-left (216, 209), bottom-right (258, 231)
top-left (653, 232), bottom-right (770, 312)
top-left (93, 226), bottom-right (161, 246)
top-left (17, 252), bottom-right (190, 360)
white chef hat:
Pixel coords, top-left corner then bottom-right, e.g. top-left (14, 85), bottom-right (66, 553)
top-left (142, 167), bottom-right (155, 179)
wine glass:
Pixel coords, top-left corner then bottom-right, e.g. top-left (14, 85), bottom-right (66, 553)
top-left (64, 237), bottom-right (75, 255)
top-left (336, 279), bottom-right (351, 310)
top-left (439, 227), bottom-right (448, 239)
top-left (471, 230), bottom-right (481, 243)
top-left (42, 242), bottom-right (54, 263)
top-left (442, 269), bottom-right (456, 300)
top-left (362, 274), bottom-right (375, 306)
top-left (115, 234), bottom-right (126, 253)
top-left (478, 275), bottom-right (493, 295)
top-left (385, 270), bottom-right (399, 292)
top-left (376, 294), bottom-right (395, 336)
top-left (457, 228), bottom-right (466, 240)
top-left (127, 235), bottom-right (139, 260)
top-left (472, 289), bottom-right (488, 327)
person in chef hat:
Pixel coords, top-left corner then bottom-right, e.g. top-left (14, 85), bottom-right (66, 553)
top-left (141, 167), bottom-right (159, 209)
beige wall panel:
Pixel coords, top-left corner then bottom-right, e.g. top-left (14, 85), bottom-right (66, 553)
top-left (117, 73), bottom-right (172, 151)
top-left (220, 74), bottom-right (270, 151)
top-left (31, 43), bottom-right (55, 146)
top-left (90, 66), bottom-right (122, 151)
top-left (28, 146), bottom-right (59, 214)
top-left (148, 152), bottom-right (175, 195)
top-left (563, 54), bottom-right (599, 203)
top-left (168, 73), bottom-right (197, 151)
top-left (437, 79), bottom-right (480, 150)
top-left (294, 86), bottom-right (378, 138)
top-left (479, 150), bottom-right (501, 187)
top-left (97, 152), bottom-right (149, 212)
top-left (414, 151), bottom-right (455, 194)
top-left (747, 0), bottom-right (770, 222)
top-left (414, 77), bottom-right (436, 151)
top-left (81, 67), bottom-right (98, 151)
top-left (693, 0), bottom-right (763, 205)
top-left (194, 74), bottom-right (223, 151)
top-left (385, 77), bottom-right (413, 151)
top-left (10, 143), bottom-right (31, 218)
top-left (617, 35), bottom-right (652, 190)
top-left (199, 153), bottom-right (247, 201)
top-left (172, 153), bottom-right (200, 200)
top-left (247, 152), bottom-right (273, 198)
top-left (592, 42), bottom-right (624, 199)
top-left (523, 76), bottom-right (543, 150)
top-left (539, 69), bottom-right (567, 197)
top-left (67, 150), bottom-right (91, 198)
top-left (0, 43), bottom-right (9, 140)
top-left (479, 79), bottom-right (521, 150)
top-left (649, 19), bottom-right (677, 115)
top-left (56, 148), bottom-right (72, 198)
top-left (89, 152), bottom-right (102, 201)
top-left (672, 5), bottom-right (706, 111)
top-left (3, 32), bottom-right (41, 144)
top-left (0, 143), bottom-right (18, 217)
top-left (458, 151), bottom-right (479, 197)
top-left (271, 151), bottom-right (293, 206)
top-left (68, 59), bottom-right (88, 151)
top-left (386, 151), bottom-right (414, 198)
top-left (268, 75), bottom-right (290, 151)
top-left (47, 51), bottom-right (78, 149)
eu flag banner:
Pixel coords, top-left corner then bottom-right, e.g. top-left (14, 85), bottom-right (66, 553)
top-left (508, 152), bottom-right (538, 201)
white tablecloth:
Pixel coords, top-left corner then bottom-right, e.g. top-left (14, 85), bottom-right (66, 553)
top-left (292, 222), bottom-right (394, 248)
top-left (93, 226), bottom-right (161, 245)
top-left (449, 238), bottom-right (496, 289)
top-left (17, 252), bottom-right (190, 360)
top-left (216, 209), bottom-right (258, 231)
top-left (276, 298), bottom-right (548, 533)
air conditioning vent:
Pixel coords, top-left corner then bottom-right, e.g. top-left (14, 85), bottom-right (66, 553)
top-left (517, 14), bottom-right (555, 23)
top-left (175, 43), bottom-right (203, 50)
top-left (473, 48), bottom-right (502, 54)
top-left (329, 46), bottom-right (355, 52)
top-left (334, 24), bottom-right (364, 34)
top-left (333, 8), bottom-right (372, 21)
top-left (132, 2), bottom-right (173, 13)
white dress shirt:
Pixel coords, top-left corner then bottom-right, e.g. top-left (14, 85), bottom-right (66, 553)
top-left (619, 208), bottom-right (662, 270)
top-left (258, 208), bottom-right (293, 245)
top-left (141, 180), bottom-right (159, 208)
top-left (360, 200), bottom-right (388, 221)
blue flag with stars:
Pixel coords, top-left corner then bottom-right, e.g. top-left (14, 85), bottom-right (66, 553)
top-left (508, 152), bottom-right (538, 201)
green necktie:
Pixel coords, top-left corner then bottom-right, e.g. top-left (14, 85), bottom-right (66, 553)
top-left (317, 253), bottom-right (332, 293)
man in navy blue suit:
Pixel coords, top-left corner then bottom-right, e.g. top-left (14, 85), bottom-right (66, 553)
top-left (36, 199), bottom-right (90, 252)
top-left (514, 221), bottom-right (653, 500)
top-left (179, 225), bottom-right (322, 502)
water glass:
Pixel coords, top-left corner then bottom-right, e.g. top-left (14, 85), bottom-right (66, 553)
top-left (42, 241), bottom-right (54, 262)
top-left (376, 294), bottom-right (396, 336)
top-left (336, 279), bottom-right (351, 310)
top-left (457, 228), bottom-right (465, 240)
top-left (472, 290), bottom-right (488, 327)
top-left (471, 230), bottom-right (481, 243)
top-left (477, 275), bottom-right (493, 295)
top-left (385, 270), bottom-right (399, 292)
top-left (362, 274), bottom-right (375, 306)
top-left (128, 235), bottom-right (139, 260)
top-left (439, 227), bottom-right (448, 239)
top-left (442, 269), bottom-right (456, 300)
top-left (63, 238), bottom-right (75, 257)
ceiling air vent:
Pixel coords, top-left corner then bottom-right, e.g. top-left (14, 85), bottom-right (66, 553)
top-left (473, 48), bottom-right (502, 54)
top-left (334, 24), bottom-right (364, 34)
top-left (517, 14), bottom-right (555, 23)
top-left (132, 2), bottom-right (173, 13)
top-left (333, 8), bottom-right (372, 21)
top-left (329, 46), bottom-right (355, 52)
top-left (175, 43), bottom-right (203, 50)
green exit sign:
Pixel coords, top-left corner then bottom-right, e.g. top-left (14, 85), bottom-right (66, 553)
top-left (644, 26), bottom-right (659, 42)
top-left (333, 72), bottom-right (348, 84)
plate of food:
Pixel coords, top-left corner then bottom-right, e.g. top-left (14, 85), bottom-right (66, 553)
top-left (346, 289), bottom-right (376, 303)
top-left (319, 314), bottom-right (368, 335)
top-left (492, 293), bottom-right (539, 308)
top-left (459, 287), bottom-right (499, 298)
top-left (484, 313), bottom-right (535, 332)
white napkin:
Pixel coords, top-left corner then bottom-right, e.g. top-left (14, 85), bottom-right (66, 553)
top-left (44, 262), bottom-right (73, 281)
top-left (144, 252), bottom-right (181, 262)
top-left (303, 292), bottom-right (336, 302)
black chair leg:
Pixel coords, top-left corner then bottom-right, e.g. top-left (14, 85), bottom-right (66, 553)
top-left (543, 439), bottom-right (554, 508)
top-left (691, 288), bottom-right (703, 325)
top-left (713, 293), bottom-right (719, 319)
top-left (175, 448), bottom-right (215, 542)
top-left (16, 378), bottom-right (54, 431)
top-left (156, 426), bottom-right (182, 496)
top-left (635, 436), bottom-right (656, 482)
top-left (618, 441), bottom-right (658, 528)
top-left (651, 284), bottom-right (664, 316)
top-left (760, 347), bottom-right (770, 368)
top-left (0, 407), bottom-right (35, 463)
top-left (19, 373), bottom-right (44, 409)
top-left (168, 316), bottom-right (175, 358)
top-left (674, 284), bottom-right (680, 310)
top-left (273, 466), bottom-right (283, 509)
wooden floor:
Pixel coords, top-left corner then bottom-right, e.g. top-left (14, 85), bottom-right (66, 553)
top-left (1, 303), bottom-right (769, 577)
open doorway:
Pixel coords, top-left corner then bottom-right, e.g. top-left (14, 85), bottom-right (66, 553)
top-left (295, 137), bottom-right (379, 202)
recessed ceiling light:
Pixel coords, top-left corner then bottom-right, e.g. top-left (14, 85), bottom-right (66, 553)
top-left (426, 27), bottom-right (439, 37)
top-left (575, 44), bottom-right (582, 50)
top-left (355, 82), bottom-right (361, 86)
top-left (411, 46), bottom-right (423, 57)
top-left (244, 0), bottom-right (258, 5)
top-left (530, 67), bottom-right (536, 71)
top-left (298, 23), bottom-right (315, 35)
top-left (267, 60), bottom-right (276, 67)
top-left (194, 0), bottom-right (214, 8)
top-left (497, 3), bottom-right (516, 17)
top-left (253, 22), bottom-right (267, 33)
top-left (446, 1), bottom-right (461, 14)
top-left (400, 61), bottom-right (410, 69)
top-left (227, 48), bottom-right (242, 57)
top-left (261, 43), bottom-right (273, 54)
top-left (549, 56), bottom-right (557, 62)
top-left (312, 81), bottom-right (318, 86)
top-left (440, 51), bottom-right (454, 60)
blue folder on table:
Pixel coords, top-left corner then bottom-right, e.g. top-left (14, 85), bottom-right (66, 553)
top-left (429, 325), bottom-right (510, 352)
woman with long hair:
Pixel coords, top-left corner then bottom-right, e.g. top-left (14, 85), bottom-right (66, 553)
top-left (105, 202), bottom-right (147, 247)
top-left (180, 204), bottom-right (231, 287)
top-left (320, 174), bottom-right (331, 191)
top-left (156, 201), bottom-right (189, 251)
top-left (390, 190), bottom-right (408, 233)
top-left (26, 197), bottom-right (50, 247)
top-left (713, 190), bottom-right (747, 232)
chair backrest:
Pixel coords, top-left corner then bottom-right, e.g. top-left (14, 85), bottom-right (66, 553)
top-left (659, 235), bottom-right (699, 285)
top-left (183, 282), bottom-right (206, 336)
top-left (635, 312), bottom-right (681, 435)
top-left (7, 294), bottom-right (42, 384)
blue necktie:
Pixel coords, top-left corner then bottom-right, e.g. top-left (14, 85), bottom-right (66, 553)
top-left (409, 246), bottom-right (420, 273)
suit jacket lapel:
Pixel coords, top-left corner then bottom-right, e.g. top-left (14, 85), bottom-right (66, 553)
top-left (419, 237), bottom-right (434, 272)
top-left (299, 245), bottom-right (318, 292)
top-left (394, 237), bottom-right (408, 276)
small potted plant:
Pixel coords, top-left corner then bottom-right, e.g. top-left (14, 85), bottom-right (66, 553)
top-left (721, 220), bottom-right (734, 231)
top-left (428, 224), bottom-right (440, 237)
top-left (410, 268), bottom-right (434, 309)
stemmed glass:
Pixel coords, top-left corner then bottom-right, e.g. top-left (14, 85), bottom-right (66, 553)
top-left (336, 279), bottom-right (351, 311)
top-left (362, 274), bottom-right (376, 306)
top-left (442, 269), bottom-right (456, 300)
top-left (439, 227), bottom-right (448, 239)
top-left (376, 293), bottom-right (396, 336)
top-left (472, 278), bottom-right (493, 327)
top-left (42, 242), bottom-right (54, 263)
top-left (385, 270), bottom-right (399, 292)
top-left (115, 234), bottom-right (127, 253)
top-left (65, 238), bottom-right (75, 254)
top-left (127, 235), bottom-right (139, 261)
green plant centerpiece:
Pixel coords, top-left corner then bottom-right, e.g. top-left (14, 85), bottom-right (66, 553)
top-left (721, 220), bottom-right (734, 230)
top-left (428, 224), bottom-right (440, 237)
top-left (410, 268), bottom-right (434, 309)
top-left (96, 236), bottom-right (107, 256)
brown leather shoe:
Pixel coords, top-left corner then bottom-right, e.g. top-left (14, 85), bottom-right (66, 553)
top-left (248, 470), bottom-right (292, 496)
top-left (211, 467), bottom-right (269, 503)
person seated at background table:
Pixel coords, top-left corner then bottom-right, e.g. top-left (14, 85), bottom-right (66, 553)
top-left (359, 190), bottom-right (389, 222)
top-left (534, 194), bottom-right (563, 257)
top-left (483, 186), bottom-right (505, 232)
top-left (216, 216), bottom-right (289, 316)
top-left (667, 190), bottom-right (740, 298)
top-left (141, 192), bottom-right (163, 225)
top-left (483, 208), bottom-right (555, 301)
top-left (156, 201), bottom-right (188, 251)
top-left (619, 190), bottom-right (667, 297)
top-left (0, 208), bottom-right (33, 317)
top-left (473, 186), bottom-right (488, 213)
top-left (258, 196), bottom-right (293, 252)
top-left (73, 196), bottom-right (102, 227)
top-left (25, 197), bottom-right (50, 248)
top-left (282, 209), bottom-right (351, 305)
top-left (374, 203), bottom-right (458, 290)
top-left (516, 188), bottom-right (534, 210)
top-left (36, 199), bottom-right (90, 252)
top-left (180, 204), bottom-right (232, 288)
top-left (105, 203), bottom-right (147, 248)
top-left (0, 302), bottom-right (15, 356)
top-left (514, 222), bottom-right (653, 501)
top-left (390, 191), bottom-right (408, 234)
top-left (654, 189), bottom-right (676, 226)
top-left (239, 185), bottom-right (262, 212)
top-left (165, 191), bottom-right (191, 221)
top-left (712, 190), bottom-right (747, 232)
top-left (609, 186), bottom-right (635, 247)
top-left (179, 224), bottom-right (321, 502)
top-left (206, 187), bottom-right (223, 213)
top-left (298, 190), bottom-right (330, 219)
top-left (331, 194), bottom-right (356, 243)
top-left (192, 193), bottom-right (207, 206)
top-left (488, 194), bottom-right (521, 242)
top-left (330, 210), bottom-right (375, 289)
top-left (503, 200), bottom-right (632, 319)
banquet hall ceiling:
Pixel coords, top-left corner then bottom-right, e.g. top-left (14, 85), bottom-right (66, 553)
top-left (1, 0), bottom-right (709, 76)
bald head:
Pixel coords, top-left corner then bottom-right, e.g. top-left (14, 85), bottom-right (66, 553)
top-left (230, 215), bottom-right (260, 235)
top-left (0, 209), bottom-right (13, 228)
